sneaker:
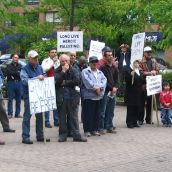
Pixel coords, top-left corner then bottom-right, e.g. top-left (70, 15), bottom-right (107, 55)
top-left (84, 132), bottom-right (91, 137)
top-left (37, 138), bottom-right (50, 142)
top-left (99, 129), bottom-right (106, 135)
top-left (73, 137), bottom-right (87, 142)
top-left (22, 139), bottom-right (33, 144)
top-left (58, 137), bottom-right (67, 142)
top-left (45, 123), bottom-right (52, 128)
top-left (107, 129), bottom-right (117, 134)
top-left (91, 131), bottom-right (101, 136)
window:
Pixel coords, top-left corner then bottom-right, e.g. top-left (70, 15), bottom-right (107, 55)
top-left (24, 13), bottom-right (39, 24)
top-left (45, 12), bottom-right (61, 23)
top-left (27, 0), bottom-right (39, 5)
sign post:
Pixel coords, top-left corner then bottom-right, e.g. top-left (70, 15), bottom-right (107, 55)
top-left (28, 77), bottom-right (57, 143)
top-left (146, 75), bottom-right (162, 126)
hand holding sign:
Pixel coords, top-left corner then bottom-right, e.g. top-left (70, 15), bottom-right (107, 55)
top-left (37, 75), bottom-right (44, 81)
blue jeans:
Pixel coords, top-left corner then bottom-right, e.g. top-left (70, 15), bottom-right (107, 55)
top-left (161, 108), bottom-right (172, 125)
top-left (99, 93), bottom-right (116, 130)
top-left (45, 109), bottom-right (59, 125)
top-left (22, 94), bottom-right (43, 140)
top-left (7, 81), bottom-right (22, 116)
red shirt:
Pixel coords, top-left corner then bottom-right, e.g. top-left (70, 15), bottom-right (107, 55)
top-left (160, 90), bottom-right (172, 108)
top-left (46, 67), bottom-right (55, 77)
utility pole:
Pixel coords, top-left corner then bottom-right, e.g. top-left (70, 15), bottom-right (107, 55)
top-left (70, 0), bottom-right (76, 31)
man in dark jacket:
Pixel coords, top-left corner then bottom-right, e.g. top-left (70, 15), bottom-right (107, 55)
top-left (55, 54), bottom-right (87, 142)
top-left (0, 68), bottom-right (15, 134)
top-left (98, 47), bottom-right (119, 134)
top-left (6, 54), bottom-right (22, 118)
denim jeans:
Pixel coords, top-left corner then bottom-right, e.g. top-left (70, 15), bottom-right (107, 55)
top-left (22, 94), bottom-right (43, 140)
top-left (45, 109), bottom-right (59, 125)
top-left (7, 81), bottom-right (22, 116)
top-left (99, 93), bottom-right (116, 130)
top-left (161, 108), bottom-right (172, 125)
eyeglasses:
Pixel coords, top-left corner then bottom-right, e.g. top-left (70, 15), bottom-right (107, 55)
top-left (146, 51), bottom-right (152, 53)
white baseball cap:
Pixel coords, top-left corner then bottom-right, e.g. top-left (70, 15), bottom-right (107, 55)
top-left (144, 46), bottom-right (152, 52)
top-left (28, 50), bottom-right (39, 58)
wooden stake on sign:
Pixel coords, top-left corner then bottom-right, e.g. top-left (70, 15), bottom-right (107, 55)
top-left (42, 112), bottom-right (46, 143)
top-left (153, 94), bottom-right (159, 126)
top-left (151, 95), bottom-right (154, 124)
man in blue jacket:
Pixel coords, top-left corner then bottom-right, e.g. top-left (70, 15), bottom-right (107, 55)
top-left (20, 50), bottom-right (50, 144)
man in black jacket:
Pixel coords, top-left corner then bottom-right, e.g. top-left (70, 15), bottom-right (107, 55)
top-left (99, 47), bottom-right (119, 134)
top-left (55, 54), bottom-right (87, 142)
top-left (6, 54), bottom-right (22, 118)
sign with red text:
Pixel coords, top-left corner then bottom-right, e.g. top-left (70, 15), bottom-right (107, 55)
top-left (146, 75), bottom-right (162, 96)
top-left (57, 31), bottom-right (83, 52)
top-left (28, 77), bottom-right (57, 114)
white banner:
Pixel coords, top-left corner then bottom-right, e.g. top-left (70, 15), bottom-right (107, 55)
top-left (131, 32), bottom-right (145, 63)
top-left (146, 75), bottom-right (162, 96)
top-left (28, 77), bottom-right (57, 114)
top-left (88, 40), bottom-right (105, 60)
top-left (57, 31), bottom-right (83, 52)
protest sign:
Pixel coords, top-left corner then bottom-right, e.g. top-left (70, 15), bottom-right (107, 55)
top-left (131, 32), bottom-right (145, 63)
top-left (28, 77), bottom-right (57, 114)
top-left (88, 40), bottom-right (105, 60)
top-left (57, 31), bottom-right (83, 52)
top-left (146, 75), bottom-right (162, 96)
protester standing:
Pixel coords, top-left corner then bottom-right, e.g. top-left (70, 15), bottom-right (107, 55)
top-left (55, 54), bottom-right (87, 142)
top-left (116, 44), bottom-right (131, 84)
top-left (98, 47), bottom-right (118, 134)
top-left (0, 68), bottom-right (15, 133)
top-left (6, 54), bottom-right (22, 118)
top-left (81, 56), bottom-right (107, 137)
top-left (139, 46), bottom-right (159, 125)
top-left (41, 48), bottom-right (59, 128)
top-left (124, 60), bottom-right (143, 128)
top-left (20, 50), bottom-right (50, 144)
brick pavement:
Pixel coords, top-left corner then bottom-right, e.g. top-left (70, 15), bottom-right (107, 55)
top-left (0, 100), bottom-right (172, 172)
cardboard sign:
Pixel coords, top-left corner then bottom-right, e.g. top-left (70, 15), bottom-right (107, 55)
top-left (88, 40), bottom-right (105, 60)
top-left (57, 31), bottom-right (83, 52)
top-left (146, 75), bottom-right (162, 96)
top-left (131, 32), bottom-right (145, 63)
top-left (28, 77), bottom-right (57, 114)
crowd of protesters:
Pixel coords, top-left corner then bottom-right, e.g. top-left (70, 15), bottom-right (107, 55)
top-left (1, 44), bottom-right (172, 145)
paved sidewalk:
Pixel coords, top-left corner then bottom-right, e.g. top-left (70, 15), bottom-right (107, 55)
top-left (0, 101), bottom-right (172, 172)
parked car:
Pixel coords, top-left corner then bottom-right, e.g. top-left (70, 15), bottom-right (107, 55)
top-left (0, 54), bottom-right (11, 64)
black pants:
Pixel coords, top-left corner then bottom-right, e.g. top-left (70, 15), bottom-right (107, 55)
top-left (0, 99), bottom-right (10, 130)
top-left (57, 99), bottom-right (81, 139)
top-left (126, 105), bottom-right (139, 126)
top-left (139, 91), bottom-right (152, 123)
top-left (82, 99), bottom-right (100, 133)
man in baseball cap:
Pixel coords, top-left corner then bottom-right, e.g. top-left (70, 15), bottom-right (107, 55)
top-left (20, 50), bottom-right (50, 144)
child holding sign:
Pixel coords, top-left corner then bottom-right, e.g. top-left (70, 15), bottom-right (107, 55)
top-left (160, 82), bottom-right (172, 127)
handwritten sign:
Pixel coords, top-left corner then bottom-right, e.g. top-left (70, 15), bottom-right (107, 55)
top-left (131, 32), bottom-right (145, 63)
top-left (146, 75), bottom-right (162, 96)
top-left (88, 40), bottom-right (105, 60)
top-left (28, 77), bottom-right (57, 114)
top-left (57, 31), bottom-right (83, 52)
